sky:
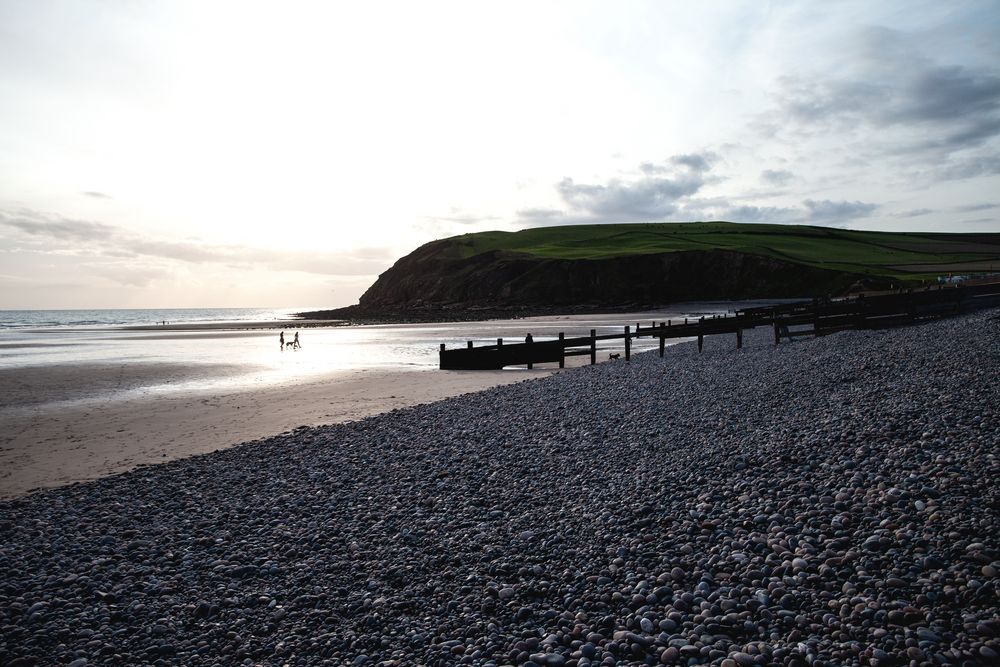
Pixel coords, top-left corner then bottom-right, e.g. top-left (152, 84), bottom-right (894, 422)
top-left (1, 1), bottom-right (999, 310)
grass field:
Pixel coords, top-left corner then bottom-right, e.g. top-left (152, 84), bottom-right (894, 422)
top-left (444, 222), bottom-right (1000, 283)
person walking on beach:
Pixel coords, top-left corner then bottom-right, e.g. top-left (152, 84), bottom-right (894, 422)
top-left (279, 331), bottom-right (285, 351)
top-left (293, 331), bottom-right (301, 350)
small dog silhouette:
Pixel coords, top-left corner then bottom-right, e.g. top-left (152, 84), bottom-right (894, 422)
top-left (608, 353), bottom-right (621, 360)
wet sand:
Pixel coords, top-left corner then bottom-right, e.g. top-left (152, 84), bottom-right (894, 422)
top-left (1, 309), bottom-right (711, 498)
top-left (119, 318), bottom-right (349, 332)
top-left (0, 363), bottom-right (553, 498)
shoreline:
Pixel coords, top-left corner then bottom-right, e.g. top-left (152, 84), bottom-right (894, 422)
top-left (1, 307), bottom-right (728, 498)
top-left (0, 364), bottom-right (557, 499)
top-left (117, 318), bottom-right (353, 332)
top-left (1, 309), bottom-right (996, 665)
top-left (293, 300), bottom-right (792, 325)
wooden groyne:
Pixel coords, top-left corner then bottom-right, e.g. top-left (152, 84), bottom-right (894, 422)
top-left (438, 281), bottom-right (1000, 370)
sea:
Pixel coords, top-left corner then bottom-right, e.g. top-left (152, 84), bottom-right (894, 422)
top-left (0, 304), bottom-right (752, 403)
top-left (0, 307), bottom-right (303, 330)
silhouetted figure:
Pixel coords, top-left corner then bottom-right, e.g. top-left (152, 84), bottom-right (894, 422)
top-left (293, 331), bottom-right (301, 350)
top-left (525, 333), bottom-right (533, 344)
top-left (279, 331), bottom-right (285, 351)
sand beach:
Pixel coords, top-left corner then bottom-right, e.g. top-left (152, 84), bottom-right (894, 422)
top-left (0, 309), bottom-right (997, 666)
top-left (1, 314), bottom-right (594, 497)
top-left (3, 309), bottom-right (708, 498)
top-left (0, 361), bottom-right (550, 498)
top-left (0, 320), bottom-right (580, 497)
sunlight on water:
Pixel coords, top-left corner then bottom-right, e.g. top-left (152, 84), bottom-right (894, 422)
top-left (0, 304), bottom-right (763, 401)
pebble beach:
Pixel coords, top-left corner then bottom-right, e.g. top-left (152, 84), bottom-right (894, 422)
top-left (1, 310), bottom-right (998, 666)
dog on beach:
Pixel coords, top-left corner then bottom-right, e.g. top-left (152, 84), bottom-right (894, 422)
top-left (608, 353), bottom-right (621, 360)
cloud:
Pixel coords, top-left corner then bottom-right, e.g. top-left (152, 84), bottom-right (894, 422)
top-left (893, 208), bottom-right (935, 218)
top-left (515, 154), bottom-right (879, 228)
top-left (680, 199), bottom-right (877, 226)
top-left (760, 169), bottom-right (794, 186)
top-left (416, 209), bottom-right (505, 239)
top-left (515, 208), bottom-right (566, 224)
top-left (717, 204), bottom-right (799, 224)
top-left (934, 156), bottom-right (1000, 181)
top-left (780, 65), bottom-right (1000, 145)
top-left (555, 176), bottom-right (691, 219)
top-left (85, 263), bottom-right (172, 288)
top-left (243, 247), bottom-right (394, 276)
top-left (518, 153), bottom-right (718, 226)
top-left (802, 199), bottom-right (878, 223)
top-left (0, 208), bottom-right (393, 277)
top-left (0, 210), bottom-right (116, 241)
top-left (639, 151), bottom-right (718, 175)
top-left (82, 191), bottom-right (112, 199)
top-left (421, 208), bottom-right (502, 226)
top-left (123, 238), bottom-right (224, 264)
top-left (956, 203), bottom-right (999, 213)
top-left (894, 64), bottom-right (1000, 123)
top-left (670, 152), bottom-right (718, 173)
top-left (768, 25), bottom-right (1000, 176)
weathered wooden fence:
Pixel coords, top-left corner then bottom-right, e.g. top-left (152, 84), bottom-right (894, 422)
top-left (439, 281), bottom-right (1000, 370)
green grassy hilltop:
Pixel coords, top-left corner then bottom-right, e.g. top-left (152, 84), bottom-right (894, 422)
top-left (302, 222), bottom-right (1000, 320)
top-left (446, 222), bottom-right (1000, 283)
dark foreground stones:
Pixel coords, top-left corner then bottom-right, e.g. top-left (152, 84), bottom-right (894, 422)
top-left (1, 310), bottom-right (998, 666)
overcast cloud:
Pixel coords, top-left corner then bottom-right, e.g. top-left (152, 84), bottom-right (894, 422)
top-left (0, 1), bottom-right (997, 307)
top-left (517, 156), bottom-right (879, 228)
top-left (0, 209), bottom-right (393, 279)
top-left (767, 23), bottom-right (1000, 181)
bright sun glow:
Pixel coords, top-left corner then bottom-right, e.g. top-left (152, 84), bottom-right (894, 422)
top-left (0, 1), bottom-right (998, 308)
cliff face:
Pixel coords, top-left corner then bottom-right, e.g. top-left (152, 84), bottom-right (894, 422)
top-left (355, 240), bottom-right (882, 313)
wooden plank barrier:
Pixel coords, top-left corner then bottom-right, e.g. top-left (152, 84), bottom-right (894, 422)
top-left (438, 281), bottom-right (1000, 369)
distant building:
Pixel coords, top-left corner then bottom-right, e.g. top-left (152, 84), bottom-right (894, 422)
top-left (937, 272), bottom-right (1000, 284)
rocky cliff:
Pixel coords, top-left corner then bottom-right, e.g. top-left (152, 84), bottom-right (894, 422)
top-left (303, 238), bottom-right (886, 321)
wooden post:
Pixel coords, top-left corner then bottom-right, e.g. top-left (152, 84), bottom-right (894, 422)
top-left (698, 328), bottom-right (704, 353)
top-left (659, 323), bottom-right (665, 357)
top-left (467, 340), bottom-right (473, 349)
top-left (558, 332), bottom-right (565, 368)
top-left (625, 325), bottom-right (631, 361)
top-left (736, 328), bottom-right (743, 349)
top-left (590, 329), bottom-right (596, 365)
top-left (773, 320), bottom-right (780, 345)
top-left (440, 343), bottom-right (445, 352)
